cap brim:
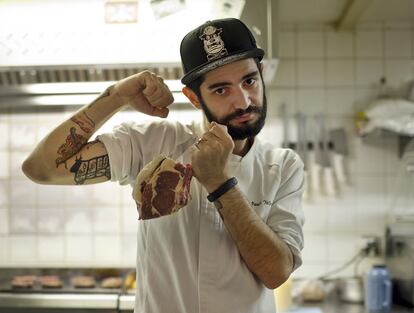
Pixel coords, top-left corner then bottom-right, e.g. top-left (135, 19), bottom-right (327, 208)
top-left (181, 48), bottom-right (264, 85)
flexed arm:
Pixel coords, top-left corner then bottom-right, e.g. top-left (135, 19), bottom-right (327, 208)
top-left (22, 71), bottom-right (174, 185)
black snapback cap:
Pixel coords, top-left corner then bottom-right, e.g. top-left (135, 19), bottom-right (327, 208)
top-left (180, 18), bottom-right (265, 85)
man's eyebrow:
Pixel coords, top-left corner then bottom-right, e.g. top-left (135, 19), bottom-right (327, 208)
top-left (206, 70), bottom-right (260, 90)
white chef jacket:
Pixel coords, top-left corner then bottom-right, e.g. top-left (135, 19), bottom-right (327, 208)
top-left (98, 119), bottom-right (305, 313)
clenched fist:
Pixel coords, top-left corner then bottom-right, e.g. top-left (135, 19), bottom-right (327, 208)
top-left (114, 71), bottom-right (174, 118)
top-left (191, 122), bottom-right (235, 193)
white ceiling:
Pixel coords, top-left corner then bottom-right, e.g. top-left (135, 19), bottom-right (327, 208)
top-left (278, 0), bottom-right (414, 24)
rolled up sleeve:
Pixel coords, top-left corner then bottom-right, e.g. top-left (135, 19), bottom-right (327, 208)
top-left (266, 149), bottom-right (305, 271)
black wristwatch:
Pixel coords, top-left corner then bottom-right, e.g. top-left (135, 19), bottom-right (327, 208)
top-left (207, 177), bottom-right (238, 202)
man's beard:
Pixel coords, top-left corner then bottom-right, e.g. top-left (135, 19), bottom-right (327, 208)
top-left (199, 94), bottom-right (267, 140)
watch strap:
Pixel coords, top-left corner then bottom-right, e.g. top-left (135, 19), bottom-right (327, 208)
top-left (207, 177), bottom-right (238, 202)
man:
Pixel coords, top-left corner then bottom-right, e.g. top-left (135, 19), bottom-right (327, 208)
top-left (23, 18), bottom-right (304, 313)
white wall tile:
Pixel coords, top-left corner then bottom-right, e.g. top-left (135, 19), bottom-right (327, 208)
top-left (10, 208), bottom-right (36, 233)
top-left (353, 138), bottom-right (387, 174)
top-left (0, 209), bottom-right (9, 234)
top-left (0, 122), bottom-right (9, 149)
top-left (292, 263), bottom-right (327, 279)
top-left (93, 206), bottom-right (120, 234)
top-left (120, 234), bottom-right (137, 267)
top-left (354, 88), bottom-right (377, 112)
top-left (120, 184), bottom-right (135, 207)
top-left (356, 176), bottom-right (386, 211)
top-left (327, 234), bottom-right (360, 263)
top-left (326, 30), bottom-right (354, 58)
top-left (385, 59), bottom-right (414, 87)
top-left (385, 30), bottom-right (412, 58)
top-left (356, 205), bottom-right (386, 236)
top-left (327, 203), bottom-right (357, 234)
top-left (37, 236), bottom-right (65, 263)
top-left (36, 185), bottom-right (66, 208)
top-left (0, 236), bottom-right (8, 264)
top-left (0, 181), bottom-right (8, 207)
top-left (274, 60), bottom-right (296, 87)
top-left (269, 89), bottom-right (297, 116)
top-left (302, 202), bottom-right (327, 233)
top-left (65, 207), bottom-right (93, 234)
top-left (92, 183), bottom-right (121, 206)
top-left (297, 89), bottom-right (325, 115)
top-left (325, 89), bottom-right (355, 116)
top-left (94, 235), bottom-right (121, 265)
top-left (0, 152), bottom-right (9, 178)
top-left (355, 31), bottom-right (383, 58)
top-left (9, 235), bottom-right (37, 264)
top-left (279, 31), bottom-right (296, 58)
top-left (10, 179), bottom-right (36, 207)
top-left (298, 60), bottom-right (325, 87)
top-left (37, 208), bottom-right (64, 234)
top-left (356, 59), bottom-right (384, 87)
top-left (302, 234), bottom-right (328, 262)
top-left (10, 152), bottom-right (27, 179)
top-left (326, 60), bottom-right (354, 87)
top-left (10, 121), bottom-right (37, 150)
top-left (297, 31), bottom-right (324, 58)
top-left (122, 205), bottom-right (138, 234)
top-left (384, 21), bottom-right (413, 29)
top-left (65, 235), bottom-right (93, 263)
top-left (64, 185), bottom-right (94, 207)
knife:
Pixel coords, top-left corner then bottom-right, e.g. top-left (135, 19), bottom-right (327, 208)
top-left (168, 135), bottom-right (199, 160)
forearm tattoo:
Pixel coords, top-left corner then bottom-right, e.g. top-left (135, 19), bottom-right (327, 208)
top-left (70, 154), bottom-right (111, 185)
top-left (70, 111), bottom-right (95, 133)
top-left (55, 127), bottom-right (87, 168)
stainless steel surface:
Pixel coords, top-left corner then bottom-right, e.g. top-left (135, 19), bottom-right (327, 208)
top-left (298, 293), bottom-right (414, 313)
top-left (0, 293), bottom-right (135, 310)
top-left (337, 277), bottom-right (364, 304)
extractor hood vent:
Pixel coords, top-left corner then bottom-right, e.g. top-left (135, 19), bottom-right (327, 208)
top-left (0, 64), bottom-right (183, 86)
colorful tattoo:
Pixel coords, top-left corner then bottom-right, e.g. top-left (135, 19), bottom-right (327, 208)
top-left (55, 127), bottom-right (87, 168)
top-left (70, 154), bottom-right (111, 185)
top-left (70, 111), bottom-right (95, 133)
top-left (88, 87), bottom-right (111, 108)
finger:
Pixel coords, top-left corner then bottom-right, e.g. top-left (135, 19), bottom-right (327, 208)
top-left (202, 131), bottom-right (221, 143)
top-left (142, 75), bottom-right (173, 108)
top-left (208, 122), bottom-right (229, 141)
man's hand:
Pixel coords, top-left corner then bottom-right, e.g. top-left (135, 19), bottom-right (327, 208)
top-left (114, 71), bottom-right (174, 118)
top-left (191, 122), bottom-right (234, 192)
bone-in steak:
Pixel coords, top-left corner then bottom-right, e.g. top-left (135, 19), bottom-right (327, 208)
top-left (133, 155), bottom-right (193, 219)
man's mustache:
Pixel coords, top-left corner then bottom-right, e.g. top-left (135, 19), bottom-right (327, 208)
top-left (220, 106), bottom-right (263, 124)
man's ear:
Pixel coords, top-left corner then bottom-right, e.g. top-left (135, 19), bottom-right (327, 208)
top-left (182, 87), bottom-right (201, 110)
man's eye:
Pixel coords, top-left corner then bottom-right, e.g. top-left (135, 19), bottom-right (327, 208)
top-left (215, 88), bottom-right (226, 95)
top-left (245, 78), bottom-right (256, 86)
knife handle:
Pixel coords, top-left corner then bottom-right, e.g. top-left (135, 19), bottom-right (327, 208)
top-left (310, 163), bottom-right (321, 195)
top-left (323, 166), bottom-right (336, 197)
top-left (332, 153), bottom-right (346, 183)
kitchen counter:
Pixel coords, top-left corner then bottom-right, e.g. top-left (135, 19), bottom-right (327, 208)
top-left (296, 296), bottom-right (414, 313)
top-left (0, 292), bottom-right (135, 311)
top-left (1, 291), bottom-right (413, 312)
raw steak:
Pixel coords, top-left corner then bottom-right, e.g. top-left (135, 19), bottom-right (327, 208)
top-left (133, 155), bottom-right (193, 219)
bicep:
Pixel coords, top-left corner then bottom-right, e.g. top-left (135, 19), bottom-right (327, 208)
top-left (52, 140), bottom-right (111, 185)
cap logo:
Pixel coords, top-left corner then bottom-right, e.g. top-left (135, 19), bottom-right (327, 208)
top-left (199, 25), bottom-right (228, 61)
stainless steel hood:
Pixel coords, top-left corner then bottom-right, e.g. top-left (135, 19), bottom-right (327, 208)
top-left (0, 63), bottom-right (187, 112)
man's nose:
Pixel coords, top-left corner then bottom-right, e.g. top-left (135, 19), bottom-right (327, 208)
top-left (232, 88), bottom-right (250, 110)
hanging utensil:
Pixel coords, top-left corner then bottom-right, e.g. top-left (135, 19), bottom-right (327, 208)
top-left (329, 128), bottom-right (348, 184)
top-left (319, 114), bottom-right (336, 197)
